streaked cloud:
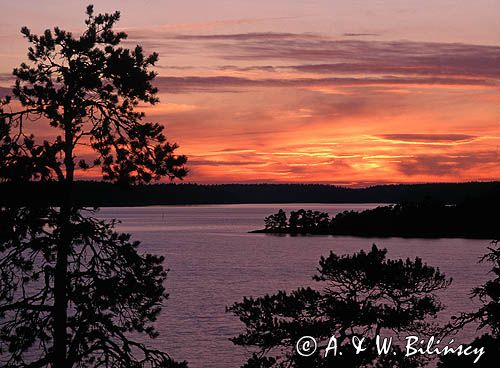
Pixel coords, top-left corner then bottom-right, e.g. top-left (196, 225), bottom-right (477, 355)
top-left (168, 32), bottom-right (319, 41)
top-left (375, 134), bottom-right (479, 145)
top-left (154, 75), bottom-right (498, 94)
top-left (397, 152), bottom-right (500, 177)
top-left (343, 33), bottom-right (379, 37)
top-left (124, 16), bottom-right (312, 38)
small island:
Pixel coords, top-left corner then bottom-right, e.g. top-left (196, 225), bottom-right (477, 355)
top-left (252, 195), bottom-right (500, 239)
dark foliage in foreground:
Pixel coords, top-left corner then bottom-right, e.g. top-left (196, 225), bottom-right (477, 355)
top-left (0, 207), bottom-right (186, 368)
top-left (438, 240), bottom-right (500, 367)
top-left (0, 5), bottom-right (187, 367)
top-left (257, 195), bottom-right (500, 239)
top-left (228, 245), bottom-right (451, 368)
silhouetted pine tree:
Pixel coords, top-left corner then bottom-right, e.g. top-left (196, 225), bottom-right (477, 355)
top-left (228, 245), bottom-right (451, 368)
top-left (0, 5), bottom-right (187, 368)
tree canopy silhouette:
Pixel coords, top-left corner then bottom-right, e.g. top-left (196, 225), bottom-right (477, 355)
top-left (0, 5), bottom-right (187, 368)
top-left (228, 245), bottom-right (451, 368)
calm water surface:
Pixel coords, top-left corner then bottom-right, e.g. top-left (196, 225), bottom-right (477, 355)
top-left (98, 204), bottom-right (491, 368)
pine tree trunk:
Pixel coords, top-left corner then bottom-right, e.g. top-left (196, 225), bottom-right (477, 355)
top-left (53, 203), bottom-right (70, 367)
top-left (53, 131), bottom-right (74, 367)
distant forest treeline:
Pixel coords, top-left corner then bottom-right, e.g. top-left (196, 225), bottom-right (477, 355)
top-left (0, 181), bottom-right (499, 206)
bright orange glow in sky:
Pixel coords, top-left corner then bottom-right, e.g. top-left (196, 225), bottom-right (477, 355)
top-left (1, 1), bottom-right (499, 185)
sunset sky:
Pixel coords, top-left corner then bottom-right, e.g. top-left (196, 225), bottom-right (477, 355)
top-left (1, 0), bottom-right (499, 185)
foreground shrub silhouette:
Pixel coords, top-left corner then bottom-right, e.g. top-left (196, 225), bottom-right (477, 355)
top-left (228, 245), bottom-right (451, 368)
top-left (0, 5), bottom-right (187, 367)
top-left (438, 240), bottom-right (500, 367)
top-left (0, 207), bottom-right (186, 367)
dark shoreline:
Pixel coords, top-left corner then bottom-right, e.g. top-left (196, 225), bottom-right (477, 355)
top-left (251, 196), bottom-right (500, 240)
top-left (1, 181), bottom-right (498, 207)
top-left (250, 229), bottom-right (496, 240)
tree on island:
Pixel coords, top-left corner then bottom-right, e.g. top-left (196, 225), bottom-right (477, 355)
top-left (228, 245), bottom-right (451, 368)
top-left (264, 209), bottom-right (287, 232)
top-left (265, 209), bottom-right (331, 234)
top-left (0, 5), bottom-right (187, 368)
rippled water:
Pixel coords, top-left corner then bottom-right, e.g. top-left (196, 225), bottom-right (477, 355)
top-left (97, 204), bottom-right (492, 368)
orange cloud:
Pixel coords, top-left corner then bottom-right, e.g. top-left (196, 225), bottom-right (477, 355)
top-left (3, 32), bottom-right (500, 185)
